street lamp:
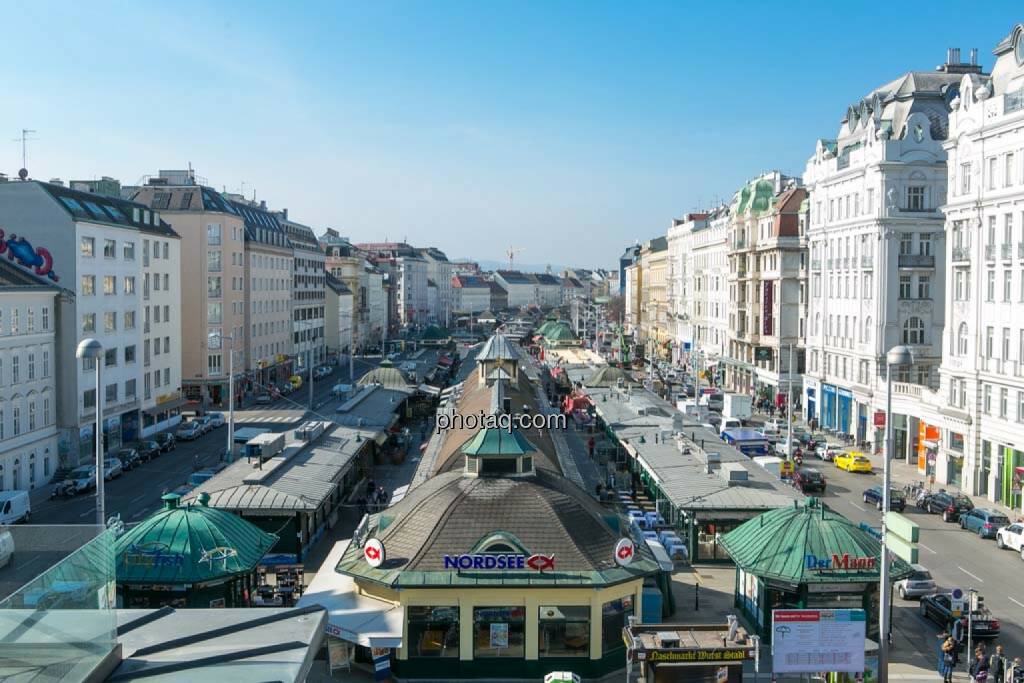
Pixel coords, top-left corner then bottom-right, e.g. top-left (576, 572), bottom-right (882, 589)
top-left (879, 344), bottom-right (913, 683)
top-left (76, 338), bottom-right (105, 526)
top-left (212, 333), bottom-right (237, 462)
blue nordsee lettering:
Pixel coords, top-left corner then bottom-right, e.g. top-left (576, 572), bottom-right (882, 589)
top-left (443, 554), bottom-right (528, 570)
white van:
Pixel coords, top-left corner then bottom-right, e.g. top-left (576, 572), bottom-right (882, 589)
top-left (718, 418), bottom-right (743, 434)
top-left (0, 491), bottom-right (30, 524)
top-left (0, 530), bottom-right (13, 569)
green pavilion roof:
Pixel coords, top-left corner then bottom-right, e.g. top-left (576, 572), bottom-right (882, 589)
top-left (421, 325), bottom-right (449, 341)
top-left (543, 322), bottom-right (577, 343)
top-left (718, 498), bottom-right (913, 585)
top-left (115, 494), bottom-right (278, 585)
top-left (459, 426), bottom-right (537, 456)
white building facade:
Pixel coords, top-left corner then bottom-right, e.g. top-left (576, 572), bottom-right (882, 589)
top-left (140, 230), bottom-right (183, 437)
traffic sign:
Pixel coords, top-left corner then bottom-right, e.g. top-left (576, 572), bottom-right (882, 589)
top-left (951, 588), bottom-right (964, 617)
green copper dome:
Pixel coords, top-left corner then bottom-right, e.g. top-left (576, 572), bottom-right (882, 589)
top-left (459, 426), bottom-right (537, 456)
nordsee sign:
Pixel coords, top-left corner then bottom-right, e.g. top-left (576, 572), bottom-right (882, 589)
top-left (805, 553), bottom-right (876, 571)
top-left (444, 553), bottom-right (555, 571)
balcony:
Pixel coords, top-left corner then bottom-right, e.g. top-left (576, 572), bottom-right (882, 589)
top-left (898, 254), bottom-right (935, 268)
top-left (861, 255), bottom-right (873, 268)
top-left (952, 246), bottom-right (970, 262)
top-left (811, 259), bottom-right (821, 271)
top-left (1019, 243), bottom-right (1024, 260)
top-left (843, 257), bottom-right (850, 269)
top-left (891, 382), bottom-right (923, 400)
top-left (1003, 244), bottom-right (1014, 260)
top-left (985, 244), bottom-right (996, 261)
top-left (827, 258), bottom-right (834, 269)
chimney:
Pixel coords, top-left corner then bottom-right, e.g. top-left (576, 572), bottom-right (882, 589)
top-left (970, 48), bottom-right (978, 65)
top-left (259, 200), bottom-right (267, 211)
top-left (952, 47), bottom-right (961, 64)
top-left (282, 207), bottom-right (288, 220)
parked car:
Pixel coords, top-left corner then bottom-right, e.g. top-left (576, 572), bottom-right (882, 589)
top-left (762, 419), bottom-right (782, 436)
top-left (792, 468), bottom-right (827, 493)
top-left (195, 416), bottom-right (215, 434)
top-left (255, 393), bottom-right (273, 405)
top-left (924, 491), bottom-right (974, 522)
top-left (919, 593), bottom-right (1000, 637)
top-left (896, 564), bottom-right (936, 599)
top-left (706, 392), bottom-right (724, 412)
top-left (959, 508), bottom-right (1011, 538)
top-left (278, 382), bottom-right (294, 395)
top-left (718, 418), bottom-right (742, 435)
top-left (136, 440), bottom-right (161, 462)
top-left (814, 443), bottom-right (842, 462)
top-left (834, 452), bottom-right (872, 473)
top-left (791, 426), bottom-right (813, 446)
top-left (0, 530), bottom-right (13, 568)
top-left (103, 458), bottom-right (123, 480)
top-left (115, 448), bottom-right (141, 471)
top-left (207, 412), bottom-right (226, 428)
top-left (862, 485), bottom-right (906, 512)
top-left (176, 422), bottom-right (202, 441)
top-left (155, 433), bottom-right (176, 452)
top-left (65, 466), bottom-right (96, 493)
top-left (0, 490), bottom-right (31, 524)
top-left (995, 521), bottom-right (1024, 556)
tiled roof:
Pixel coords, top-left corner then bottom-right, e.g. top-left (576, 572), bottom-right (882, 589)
top-left (452, 275), bottom-right (490, 288)
top-left (496, 270), bottom-right (532, 284)
top-left (532, 273), bottom-right (561, 286)
top-left (719, 498), bottom-right (913, 584)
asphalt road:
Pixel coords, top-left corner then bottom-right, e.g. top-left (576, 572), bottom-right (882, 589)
top-left (796, 447), bottom-right (1024, 663)
top-left (28, 356), bottom-right (382, 528)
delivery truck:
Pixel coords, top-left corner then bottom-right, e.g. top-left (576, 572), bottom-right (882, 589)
top-left (722, 393), bottom-right (752, 420)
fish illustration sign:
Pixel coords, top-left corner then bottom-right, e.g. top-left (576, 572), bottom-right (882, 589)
top-left (0, 229), bottom-right (60, 282)
top-left (199, 546), bottom-right (239, 568)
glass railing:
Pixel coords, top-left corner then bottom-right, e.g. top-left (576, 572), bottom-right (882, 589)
top-left (1005, 88), bottom-right (1024, 115)
top-left (0, 525), bottom-right (116, 679)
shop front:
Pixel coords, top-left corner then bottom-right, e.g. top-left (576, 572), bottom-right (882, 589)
top-left (821, 384), bottom-right (836, 430)
top-left (837, 388), bottom-right (853, 434)
top-left (805, 385), bottom-right (817, 423)
top-left (916, 422), bottom-right (940, 478)
top-left (1000, 447), bottom-right (1024, 512)
top-left (946, 430), bottom-right (965, 488)
top-left (623, 621), bottom-right (755, 683)
top-left (719, 498), bottom-right (911, 643)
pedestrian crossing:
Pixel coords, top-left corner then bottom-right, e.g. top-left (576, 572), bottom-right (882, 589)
top-left (230, 411), bottom-right (307, 425)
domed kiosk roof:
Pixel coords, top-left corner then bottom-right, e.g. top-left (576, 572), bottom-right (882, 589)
top-left (336, 468), bottom-right (658, 588)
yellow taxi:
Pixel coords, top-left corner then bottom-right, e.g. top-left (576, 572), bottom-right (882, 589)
top-left (834, 451), bottom-right (873, 473)
top-left (289, 375), bottom-right (303, 390)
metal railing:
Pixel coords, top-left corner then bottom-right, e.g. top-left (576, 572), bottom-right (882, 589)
top-left (1005, 87), bottom-right (1024, 115)
top-left (861, 255), bottom-right (873, 268)
top-left (1003, 244), bottom-right (1014, 260)
top-left (952, 246), bottom-right (970, 262)
top-left (1019, 242), bottom-right (1024, 259)
top-left (986, 244), bottom-right (996, 261)
top-left (898, 254), bottom-right (935, 268)
top-left (811, 259), bottom-right (821, 270)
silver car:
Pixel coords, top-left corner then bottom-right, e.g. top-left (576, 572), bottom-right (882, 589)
top-left (895, 564), bottom-right (936, 599)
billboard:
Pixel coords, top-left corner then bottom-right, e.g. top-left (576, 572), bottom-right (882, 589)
top-left (772, 609), bottom-right (865, 673)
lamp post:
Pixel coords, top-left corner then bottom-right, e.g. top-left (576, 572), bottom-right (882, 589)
top-left (879, 344), bottom-right (913, 683)
top-left (76, 338), bottom-right (105, 527)
top-left (217, 334), bottom-right (236, 462)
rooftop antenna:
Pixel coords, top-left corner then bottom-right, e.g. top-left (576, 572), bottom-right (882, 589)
top-left (12, 129), bottom-right (38, 180)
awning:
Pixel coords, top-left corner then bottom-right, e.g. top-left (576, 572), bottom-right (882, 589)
top-left (142, 396), bottom-right (190, 416)
top-left (374, 432), bottom-right (389, 446)
top-left (297, 541), bottom-right (403, 648)
top-left (418, 383), bottom-right (442, 396)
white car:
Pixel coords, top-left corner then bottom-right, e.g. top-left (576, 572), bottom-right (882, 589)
top-left (814, 443), bottom-right (842, 462)
top-left (895, 564), bottom-right (936, 599)
top-left (996, 522), bottom-right (1024, 555)
top-left (718, 418), bottom-right (742, 434)
top-left (103, 458), bottom-right (123, 480)
top-left (207, 412), bottom-right (226, 428)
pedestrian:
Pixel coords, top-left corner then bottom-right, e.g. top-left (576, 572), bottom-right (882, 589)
top-left (366, 478), bottom-right (376, 497)
top-left (941, 636), bottom-right (957, 683)
top-left (588, 436), bottom-right (595, 458)
top-left (990, 646), bottom-right (1006, 683)
top-left (972, 650), bottom-right (991, 683)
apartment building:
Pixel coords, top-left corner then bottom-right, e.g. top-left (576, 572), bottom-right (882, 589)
top-left (493, 271), bottom-right (536, 309)
top-left (532, 272), bottom-right (563, 308)
top-left (0, 261), bottom-right (60, 490)
top-left (231, 198), bottom-right (295, 391)
top-left (638, 237), bottom-right (669, 358)
top-left (325, 274), bottom-right (354, 359)
top-left (356, 242), bottom-right (428, 331)
top-left (723, 171), bottom-right (805, 402)
top-left (667, 214), bottom-right (704, 365)
top-left (0, 181), bottom-right (180, 467)
top-left (279, 213), bottom-right (326, 368)
top-left (451, 275), bottom-right (491, 314)
top-left (419, 248), bottom-right (452, 326)
top-left (693, 207), bottom-right (731, 371)
top-left (802, 57), bottom-right (972, 444)
top-left (133, 174), bottom-right (246, 409)
top-left (140, 222), bottom-right (183, 437)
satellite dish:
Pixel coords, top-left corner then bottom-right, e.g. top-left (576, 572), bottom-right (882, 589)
top-left (17, 168), bottom-right (28, 180)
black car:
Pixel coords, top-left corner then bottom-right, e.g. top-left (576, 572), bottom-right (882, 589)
top-left (862, 485), bottom-right (906, 512)
top-left (136, 441), bottom-right (160, 462)
top-left (154, 433), bottom-right (176, 452)
top-left (924, 491), bottom-right (974, 522)
top-left (919, 593), bottom-right (1000, 638)
top-left (793, 468), bottom-right (826, 493)
top-left (115, 448), bottom-right (141, 471)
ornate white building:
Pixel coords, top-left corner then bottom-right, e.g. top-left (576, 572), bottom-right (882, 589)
top-left (802, 54), bottom-right (978, 444)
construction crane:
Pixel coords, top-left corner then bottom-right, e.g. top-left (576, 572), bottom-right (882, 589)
top-left (506, 246), bottom-right (525, 271)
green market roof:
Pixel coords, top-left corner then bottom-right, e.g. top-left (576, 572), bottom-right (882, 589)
top-left (543, 322), bottom-right (577, 344)
top-left (718, 498), bottom-right (913, 585)
top-left (421, 325), bottom-right (450, 341)
top-left (459, 426), bottom-right (537, 456)
top-left (115, 494), bottom-right (278, 585)
top-left (584, 365), bottom-right (642, 388)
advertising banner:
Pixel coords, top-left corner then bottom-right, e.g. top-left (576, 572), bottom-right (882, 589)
top-left (772, 609), bottom-right (866, 673)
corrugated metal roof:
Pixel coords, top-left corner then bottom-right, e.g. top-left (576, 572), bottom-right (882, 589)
top-left (478, 333), bottom-right (517, 360)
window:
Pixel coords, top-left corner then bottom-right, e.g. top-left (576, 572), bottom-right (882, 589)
top-left (1001, 387), bottom-right (1009, 418)
top-left (163, 242), bottom-right (169, 259)
top-left (154, 275), bottom-right (160, 291)
top-left (986, 326), bottom-right (994, 357)
top-left (123, 241), bottom-right (135, 260)
top-left (82, 356), bottom-right (95, 372)
top-left (11, 356), bottom-right (18, 384)
top-left (125, 345), bottom-right (136, 364)
top-left (1005, 271), bottom-right (1013, 302)
top-left (407, 606), bottom-right (459, 658)
top-left (867, 188), bottom-right (874, 213)
top-left (124, 276), bottom-right (135, 295)
top-left (864, 317), bottom-right (872, 343)
top-left (207, 223), bottom-right (222, 245)
top-left (961, 162), bottom-right (972, 194)
top-left (27, 353), bottom-right (34, 380)
top-left (81, 275), bottom-right (95, 296)
top-left (919, 233), bottom-right (932, 256)
top-left (42, 350), bottom-right (48, 377)
top-left (902, 317), bottom-right (925, 345)
top-left (28, 402), bottom-right (35, 431)
top-left (988, 270), bottom-right (996, 301)
top-left (1008, 153), bottom-right (1016, 187)
top-left (1004, 328), bottom-right (1012, 359)
top-left (899, 233), bottom-right (913, 255)
top-left (125, 379), bottom-right (136, 400)
top-left (80, 237), bottom-right (95, 257)
top-left (105, 383), bottom-right (117, 403)
top-left (43, 397), bottom-right (50, 426)
top-left (104, 348), bottom-right (117, 367)
top-left (208, 354), bottom-right (223, 376)
top-left (958, 323), bottom-right (968, 355)
top-left (154, 307), bottom-right (160, 323)
top-left (955, 270), bottom-right (970, 301)
top-left (918, 275), bottom-right (931, 299)
top-left (103, 275), bottom-right (116, 295)
top-left (163, 273), bottom-right (169, 290)
top-left (207, 250), bottom-right (222, 272)
top-left (26, 309), bottom-right (34, 333)
top-left (164, 336), bottom-right (170, 353)
top-left (907, 186), bottom-right (925, 211)
top-left (984, 384), bottom-right (992, 414)
top-left (989, 156), bottom-right (998, 190)
top-left (12, 406), bottom-right (19, 436)
top-left (899, 275), bottom-right (912, 299)
top-left (41, 307), bottom-right (49, 330)
top-left (124, 310), bottom-right (135, 329)
top-left (539, 605), bottom-right (590, 658)
top-left (81, 313), bottom-right (95, 333)
top-left (207, 302), bottom-right (222, 324)
top-left (473, 607), bottom-right (525, 658)
top-left (104, 311), bottom-right (116, 332)
top-left (103, 239), bottom-right (116, 258)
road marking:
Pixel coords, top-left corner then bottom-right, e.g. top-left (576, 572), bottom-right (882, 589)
top-left (1009, 596), bottom-right (1024, 609)
top-left (78, 509), bottom-right (94, 518)
top-left (129, 493), bottom-right (147, 505)
top-left (918, 543), bottom-right (937, 554)
top-left (849, 502), bottom-right (866, 512)
top-left (958, 566), bottom-right (984, 583)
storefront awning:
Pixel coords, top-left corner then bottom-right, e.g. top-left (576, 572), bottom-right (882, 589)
top-left (297, 540), bottom-right (403, 649)
top-left (142, 395), bottom-right (190, 416)
top-left (374, 431), bottom-right (389, 446)
top-left (418, 383), bottom-right (442, 396)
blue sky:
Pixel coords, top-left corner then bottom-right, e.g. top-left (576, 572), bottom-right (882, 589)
top-left (3, 2), bottom-right (1020, 268)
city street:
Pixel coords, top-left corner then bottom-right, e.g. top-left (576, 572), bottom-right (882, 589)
top-left (29, 355), bottom-right (382, 527)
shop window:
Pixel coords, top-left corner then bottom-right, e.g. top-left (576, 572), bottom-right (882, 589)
top-left (407, 606), bottom-right (459, 658)
top-left (539, 605), bottom-right (590, 658)
top-left (601, 597), bottom-right (633, 654)
top-left (473, 606), bottom-right (525, 658)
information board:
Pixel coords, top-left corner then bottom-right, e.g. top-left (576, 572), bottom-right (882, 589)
top-left (772, 609), bottom-right (866, 673)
